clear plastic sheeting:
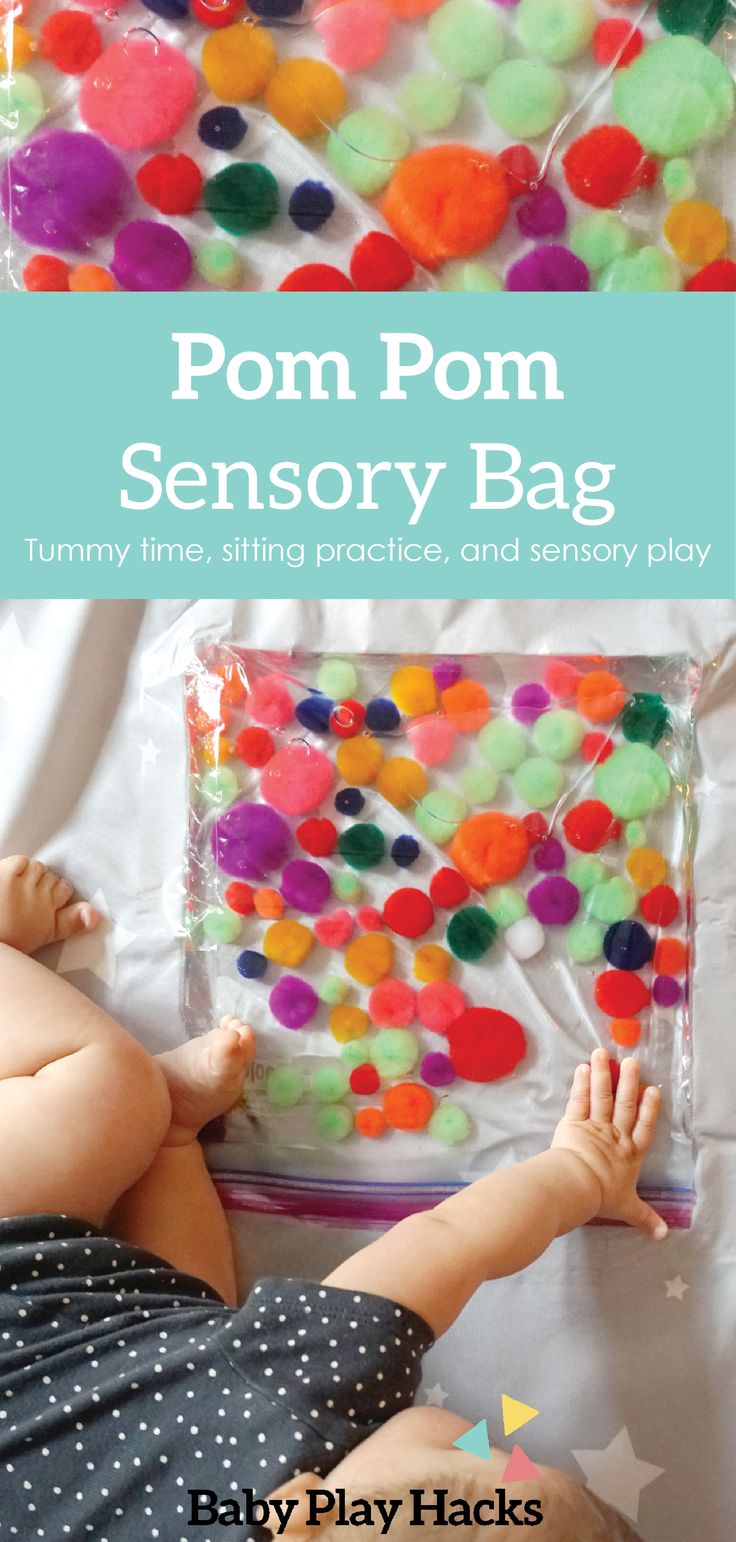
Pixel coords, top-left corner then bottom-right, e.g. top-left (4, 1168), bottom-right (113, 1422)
top-left (1, 0), bottom-right (734, 291)
top-left (148, 638), bottom-right (699, 1226)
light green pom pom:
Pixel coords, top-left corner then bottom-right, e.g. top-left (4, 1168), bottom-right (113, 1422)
top-left (315, 1104), bottom-right (354, 1142)
top-left (569, 212), bottom-right (635, 271)
top-left (201, 767), bottom-right (239, 808)
top-left (341, 1039), bottom-right (370, 1069)
top-left (398, 72), bottom-right (462, 132)
top-left (625, 820), bottom-right (647, 850)
top-left (532, 709), bottom-right (584, 761)
top-left (312, 1064), bottom-right (351, 1103)
top-left (415, 789), bottom-right (467, 845)
top-left (613, 36), bottom-right (735, 157)
top-left (371, 1028), bottom-right (418, 1078)
top-left (478, 718), bottom-right (527, 772)
top-left (333, 871), bottom-right (363, 902)
top-left (1, 73), bottom-right (44, 144)
top-left (516, 0), bottom-right (596, 62)
top-left (485, 886), bottom-right (528, 929)
top-left (514, 756), bottom-right (565, 809)
top-left (598, 247), bottom-right (681, 293)
top-left (588, 877), bottom-right (638, 924)
top-left (567, 919), bottom-right (605, 963)
top-left (202, 909), bottom-right (241, 944)
top-left (327, 109), bottom-right (410, 196)
top-left (428, 0), bottom-right (504, 80)
top-left (317, 657), bottom-right (357, 699)
top-left (568, 855), bottom-right (606, 894)
top-left (319, 976), bottom-right (351, 1005)
top-left (594, 743), bottom-right (670, 819)
top-left (429, 1104), bottom-right (472, 1144)
top-left (195, 239), bottom-right (243, 290)
top-left (459, 765), bottom-right (499, 805)
top-left (440, 262), bottom-right (504, 292)
top-left (663, 158), bottom-right (697, 202)
top-left (485, 57), bottom-right (566, 137)
top-left (266, 1065), bottom-right (305, 1108)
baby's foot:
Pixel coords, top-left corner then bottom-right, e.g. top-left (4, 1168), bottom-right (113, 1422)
top-left (157, 1017), bottom-right (256, 1146)
top-left (0, 855), bottom-right (99, 954)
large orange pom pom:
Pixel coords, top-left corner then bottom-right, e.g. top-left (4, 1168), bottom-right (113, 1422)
top-left (382, 144), bottom-right (509, 269)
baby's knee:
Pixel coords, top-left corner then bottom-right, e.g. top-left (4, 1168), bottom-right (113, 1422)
top-left (96, 1034), bottom-right (171, 1153)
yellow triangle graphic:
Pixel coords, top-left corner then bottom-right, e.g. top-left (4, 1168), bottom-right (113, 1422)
top-left (501, 1395), bottom-right (540, 1438)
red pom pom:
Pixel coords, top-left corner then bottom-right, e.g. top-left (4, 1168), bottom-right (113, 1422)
top-left (447, 1007), bottom-right (526, 1082)
top-left (383, 887), bottom-right (435, 939)
top-left (563, 125), bottom-right (652, 208)
top-left (329, 699), bottom-right (366, 738)
top-left (350, 1062), bottom-right (381, 1095)
top-left (563, 800), bottom-right (620, 852)
top-left (225, 881), bottom-right (255, 915)
top-left (543, 659), bottom-right (582, 700)
top-left (279, 264), bottom-right (353, 292)
top-left (639, 884), bottom-right (679, 927)
top-left (191, 0), bottom-right (243, 22)
top-left (581, 732), bottom-right (614, 764)
top-left (429, 867), bottom-right (469, 909)
top-left (499, 144), bottom-right (539, 198)
top-left (297, 817), bottom-right (338, 857)
top-left (236, 726), bottom-right (274, 767)
top-left (23, 253), bottom-right (70, 291)
top-left (522, 811), bottom-right (548, 847)
top-left (592, 18), bottom-right (643, 67)
top-left (41, 9), bottom-right (102, 73)
top-left (595, 969), bottom-right (650, 1017)
top-left (136, 154), bottom-right (203, 216)
top-left (349, 232), bottom-right (414, 291)
top-left (685, 259), bottom-right (736, 292)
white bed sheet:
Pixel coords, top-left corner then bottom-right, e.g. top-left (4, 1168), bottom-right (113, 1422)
top-left (1, 596), bottom-right (734, 1541)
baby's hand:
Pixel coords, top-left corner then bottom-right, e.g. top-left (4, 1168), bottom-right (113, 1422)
top-left (551, 1048), bottom-right (667, 1240)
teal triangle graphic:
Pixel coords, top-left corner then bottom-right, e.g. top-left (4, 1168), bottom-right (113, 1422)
top-left (452, 1421), bottom-right (491, 1461)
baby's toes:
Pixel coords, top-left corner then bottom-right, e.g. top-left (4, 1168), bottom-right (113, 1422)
top-left (51, 875), bottom-right (74, 906)
top-left (219, 1017), bottom-right (256, 1064)
top-left (54, 901), bottom-right (99, 942)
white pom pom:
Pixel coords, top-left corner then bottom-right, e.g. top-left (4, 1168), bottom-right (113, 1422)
top-left (506, 915), bottom-right (545, 960)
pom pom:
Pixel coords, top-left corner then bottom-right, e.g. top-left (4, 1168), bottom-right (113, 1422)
top-left (389, 665), bottom-right (438, 716)
top-left (391, 834), bottom-right (420, 868)
top-left (280, 859), bottom-right (331, 914)
top-left (487, 58), bottom-right (566, 139)
top-left (111, 220), bottom-right (191, 291)
top-left (69, 263), bottom-right (116, 290)
top-left (330, 699), bottom-right (366, 738)
top-left (516, 185), bottom-right (567, 240)
top-left (514, 756), bottom-right (566, 809)
top-left (79, 35), bottom-right (196, 151)
top-left (427, 0), bottom-right (504, 81)
top-left (368, 979), bottom-right (416, 1027)
top-left (447, 905), bottom-right (497, 960)
top-left (415, 789), bottom-right (467, 845)
top-left (563, 800), bottom-right (621, 852)
top-left (407, 715), bottom-right (457, 767)
top-left (613, 35), bottom-right (735, 157)
top-left (499, 143), bottom-right (539, 197)
top-left (429, 1104), bottom-right (471, 1142)
top-left (371, 1028), bottom-right (418, 1077)
top-left (516, 0), bottom-right (596, 62)
top-left (511, 683), bottom-right (550, 724)
top-left (382, 144), bottom-right (509, 269)
top-left (594, 743), bottom-right (670, 819)
top-left (225, 881), bottom-right (254, 915)
top-left (329, 1005), bottom-right (369, 1042)
top-left (653, 937), bottom-right (687, 975)
top-left (335, 788), bottom-right (365, 816)
top-left (652, 975), bottom-right (682, 1007)
top-left (357, 905), bottom-right (383, 931)
top-left (212, 800), bottom-right (291, 881)
top-left (350, 1063), bottom-right (381, 1096)
top-left (315, 0), bottom-right (392, 71)
top-left (417, 980), bottom-right (465, 1033)
top-left (236, 949), bottom-right (267, 978)
top-left (447, 1007), bottom-right (526, 1082)
top-left (582, 732), bottom-right (614, 764)
top-left (594, 969), bottom-right (650, 1016)
top-left (603, 919), bottom-right (653, 970)
top-left (295, 694), bottom-right (333, 734)
top-left (686, 259), bottom-right (736, 291)
top-left (266, 1065), bottom-right (305, 1106)
top-left (195, 236), bottom-right (245, 289)
top-left (263, 919), bottom-right (313, 967)
top-left (441, 678), bottom-right (490, 732)
top-left (533, 836), bottom-right (565, 872)
top-left (450, 811), bottom-right (529, 887)
top-left (383, 887), bottom-right (435, 938)
top-left (376, 757), bottom-right (427, 808)
top-left (198, 105), bottom-right (247, 150)
top-left (265, 57), bottom-right (346, 139)
top-left (136, 154), bottom-right (202, 216)
top-left (297, 817), bottom-right (337, 857)
top-left (577, 670), bottom-right (627, 722)
top-left (639, 884), bottom-right (679, 927)
top-left (260, 742), bottom-right (334, 815)
top-left (365, 698), bottom-right (401, 734)
top-left (3, 130), bottom-right (129, 253)
top-left (592, 17), bottom-right (643, 67)
top-left (313, 1064), bottom-right (350, 1102)
top-left (270, 975), bottom-right (318, 1030)
top-left (478, 718), bottom-right (527, 772)
top-left (205, 163), bottom-right (279, 236)
top-left (236, 725), bottom-right (274, 767)
top-left (350, 232), bottom-right (414, 292)
top-left (338, 823), bottom-right (385, 870)
top-left (288, 180), bottom-right (335, 232)
top-left (563, 125), bottom-right (654, 208)
top-left (430, 867), bottom-right (470, 909)
top-left (280, 265), bottom-right (353, 293)
top-left (201, 21), bottom-right (276, 101)
top-left (315, 1105), bottom-right (353, 1142)
top-left (41, 10), bottom-right (101, 73)
top-left (413, 943), bottom-right (451, 981)
top-left (355, 1107), bottom-right (387, 1138)
top-left (567, 919), bottom-right (604, 962)
top-left (383, 1083), bottom-right (434, 1131)
top-left (23, 253), bottom-right (70, 291)
top-left (328, 108), bottom-right (410, 197)
top-left (344, 933), bottom-right (394, 985)
top-left (421, 1051), bottom-right (455, 1087)
top-left (254, 887), bottom-right (283, 920)
top-left (626, 847), bottom-right (666, 890)
top-left (621, 692), bottom-right (670, 746)
top-left (314, 909), bottom-right (354, 948)
top-left (192, 0), bottom-right (244, 25)
top-left (527, 876), bottom-right (580, 926)
top-left (507, 246), bottom-right (590, 292)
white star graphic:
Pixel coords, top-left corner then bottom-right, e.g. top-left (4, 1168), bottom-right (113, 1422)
top-left (56, 888), bottom-right (134, 988)
top-left (140, 738), bottom-right (160, 768)
top-left (665, 1276), bottom-right (689, 1301)
top-left (423, 1383), bottom-right (449, 1407)
top-left (572, 1428), bottom-right (664, 1522)
top-left (0, 613), bottom-right (42, 713)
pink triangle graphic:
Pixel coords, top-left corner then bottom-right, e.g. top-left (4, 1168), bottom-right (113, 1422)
top-left (502, 1445), bottom-right (541, 1484)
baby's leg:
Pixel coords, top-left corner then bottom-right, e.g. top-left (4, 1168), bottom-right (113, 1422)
top-left (0, 856), bottom-right (172, 1225)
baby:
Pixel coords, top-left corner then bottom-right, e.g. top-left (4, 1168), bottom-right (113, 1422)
top-left (0, 857), bottom-right (665, 1542)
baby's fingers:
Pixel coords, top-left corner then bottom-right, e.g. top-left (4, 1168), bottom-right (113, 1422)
top-left (628, 1194), bottom-right (668, 1242)
top-left (613, 1056), bottom-right (640, 1136)
top-left (565, 1062), bottom-right (591, 1122)
top-left (590, 1047), bottom-right (614, 1123)
top-left (632, 1083), bottom-right (661, 1156)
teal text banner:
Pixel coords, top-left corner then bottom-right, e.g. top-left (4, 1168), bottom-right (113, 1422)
top-left (2, 293), bottom-right (734, 599)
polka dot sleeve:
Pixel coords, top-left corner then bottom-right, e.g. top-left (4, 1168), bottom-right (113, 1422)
top-left (214, 1278), bottom-right (434, 1448)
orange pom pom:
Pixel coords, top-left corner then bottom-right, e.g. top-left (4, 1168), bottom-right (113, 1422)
top-left (576, 670), bottom-right (627, 723)
top-left (449, 811), bottom-right (529, 889)
top-left (383, 1082), bottom-right (434, 1131)
top-left (254, 886), bottom-right (283, 919)
top-left (441, 678), bottom-right (490, 733)
top-left (382, 144), bottom-right (509, 270)
top-left (69, 263), bottom-right (116, 291)
top-left (653, 937), bottom-right (688, 976)
top-left (610, 1017), bottom-right (641, 1048)
top-left (355, 1106), bottom-right (387, 1138)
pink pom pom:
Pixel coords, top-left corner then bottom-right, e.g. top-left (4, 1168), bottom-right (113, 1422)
top-left (314, 0), bottom-right (392, 71)
top-left (79, 34), bottom-right (196, 151)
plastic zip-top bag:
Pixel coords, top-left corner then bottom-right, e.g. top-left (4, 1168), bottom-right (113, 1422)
top-left (170, 641), bottom-right (699, 1228)
top-left (2, 0), bottom-right (734, 291)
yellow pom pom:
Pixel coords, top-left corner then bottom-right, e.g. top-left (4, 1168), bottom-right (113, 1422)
top-left (0, 23), bottom-right (35, 71)
top-left (202, 21), bottom-right (277, 103)
top-left (413, 943), bottom-right (452, 982)
top-left (344, 933), bottom-right (394, 985)
top-left (389, 664), bottom-right (438, 716)
top-left (329, 1004), bottom-right (369, 1043)
top-left (663, 200), bottom-right (728, 267)
top-left (263, 919), bottom-right (314, 968)
top-left (336, 736), bottom-right (384, 785)
top-left (265, 57), bottom-right (346, 138)
top-left (625, 847), bottom-right (667, 890)
top-left (375, 756), bottom-right (428, 808)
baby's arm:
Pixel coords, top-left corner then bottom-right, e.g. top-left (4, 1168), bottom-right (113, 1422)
top-left (323, 1049), bottom-right (665, 1336)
